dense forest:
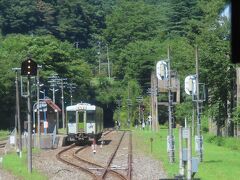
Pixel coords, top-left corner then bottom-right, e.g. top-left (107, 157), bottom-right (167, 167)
top-left (0, 0), bottom-right (234, 135)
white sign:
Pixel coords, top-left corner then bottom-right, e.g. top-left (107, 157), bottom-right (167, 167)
top-left (10, 136), bottom-right (15, 145)
top-left (87, 123), bottom-right (95, 134)
top-left (184, 75), bottom-right (196, 95)
top-left (195, 135), bottom-right (203, 152)
top-left (156, 60), bottom-right (168, 80)
top-left (182, 128), bottom-right (189, 139)
top-left (36, 102), bottom-right (47, 112)
top-left (44, 121), bottom-right (48, 128)
top-left (68, 123), bottom-right (77, 134)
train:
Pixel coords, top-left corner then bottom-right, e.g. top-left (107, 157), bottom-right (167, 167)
top-left (62, 103), bottom-right (104, 146)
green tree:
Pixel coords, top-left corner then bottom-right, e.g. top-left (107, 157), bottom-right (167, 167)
top-left (0, 34), bottom-right (93, 128)
top-left (103, 0), bottom-right (168, 50)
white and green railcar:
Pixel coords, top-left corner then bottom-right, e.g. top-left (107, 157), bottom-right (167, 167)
top-left (63, 103), bottom-right (103, 145)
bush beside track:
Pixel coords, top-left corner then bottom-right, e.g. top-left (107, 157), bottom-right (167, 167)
top-left (132, 128), bottom-right (240, 180)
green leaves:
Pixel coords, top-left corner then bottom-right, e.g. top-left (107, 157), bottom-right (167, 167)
top-left (103, 1), bottom-right (167, 49)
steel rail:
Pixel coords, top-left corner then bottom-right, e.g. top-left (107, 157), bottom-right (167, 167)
top-left (127, 131), bottom-right (132, 180)
top-left (100, 131), bottom-right (126, 180)
top-left (74, 147), bottom-right (126, 180)
top-left (56, 144), bottom-right (98, 180)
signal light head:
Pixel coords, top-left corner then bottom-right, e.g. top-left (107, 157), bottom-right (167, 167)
top-left (21, 58), bottom-right (37, 76)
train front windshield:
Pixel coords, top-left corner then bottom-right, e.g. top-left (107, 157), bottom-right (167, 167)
top-left (67, 111), bottom-right (77, 134)
top-left (68, 111), bottom-right (76, 123)
top-left (87, 111), bottom-right (95, 122)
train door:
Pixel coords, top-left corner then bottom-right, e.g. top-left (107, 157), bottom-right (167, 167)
top-left (86, 110), bottom-right (96, 134)
top-left (67, 110), bottom-right (77, 134)
top-left (78, 111), bottom-right (85, 133)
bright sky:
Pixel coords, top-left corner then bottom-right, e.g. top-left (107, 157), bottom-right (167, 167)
top-left (221, 5), bottom-right (230, 19)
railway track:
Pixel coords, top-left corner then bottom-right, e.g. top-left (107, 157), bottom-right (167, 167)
top-left (56, 144), bottom-right (99, 179)
top-left (56, 130), bottom-right (132, 180)
top-left (0, 140), bottom-right (7, 148)
top-left (0, 142), bottom-right (6, 148)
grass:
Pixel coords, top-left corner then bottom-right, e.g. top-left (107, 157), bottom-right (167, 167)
top-left (0, 130), bottom-right (10, 141)
top-left (205, 133), bottom-right (240, 150)
top-left (2, 149), bottom-right (47, 180)
top-left (132, 128), bottom-right (240, 180)
top-left (58, 128), bottom-right (67, 135)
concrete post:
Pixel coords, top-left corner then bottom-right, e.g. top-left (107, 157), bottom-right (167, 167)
top-left (179, 126), bottom-right (184, 176)
top-left (187, 128), bottom-right (192, 180)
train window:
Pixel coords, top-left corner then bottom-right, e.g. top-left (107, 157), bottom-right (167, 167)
top-left (79, 112), bottom-right (84, 123)
top-left (87, 111), bottom-right (95, 122)
top-left (68, 111), bottom-right (76, 123)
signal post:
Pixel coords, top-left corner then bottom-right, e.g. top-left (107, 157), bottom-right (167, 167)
top-left (21, 58), bottom-right (37, 173)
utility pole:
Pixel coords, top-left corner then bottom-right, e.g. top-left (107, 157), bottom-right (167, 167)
top-left (48, 74), bottom-right (59, 103)
top-left (12, 68), bottom-right (22, 158)
top-left (58, 78), bottom-right (67, 129)
top-left (126, 84), bottom-right (132, 128)
top-left (147, 87), bottom-right (157, 131)
top-left (116, 99), bottom-right (121, 127)
top-left (195, 46), bottom-right (203, 162)
top-left (136, 96), bottom-right (143, 126)
top-left (127, 99), bottom-right (132, 128)
top-left (167, 46), bottom-right (175, 163)
top-left (68, 82), bottom-right (76, 105)
top-left (98, 41), bottom-right (101, 74)
top-left (106, 44), bottom-right (111, 79)
top-left (151, 72), bottom-right (159, 132)
top-left (36, 65), bottom-right (42, 147)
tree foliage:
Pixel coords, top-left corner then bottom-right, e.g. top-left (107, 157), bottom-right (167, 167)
top-left (0, 0), bottom-right (231, 129)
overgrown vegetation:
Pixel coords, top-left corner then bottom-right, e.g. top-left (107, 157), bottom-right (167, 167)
top-left (205, 134), bottom-right (240, 150)
top-left (0, 0), bottom-right (233, 134)
top-left (0, 130), bottom-right (9, 140)
top-left (2, 150), bottom-right (47, 180)
top-left (133, 128), bottom-right (240, 180)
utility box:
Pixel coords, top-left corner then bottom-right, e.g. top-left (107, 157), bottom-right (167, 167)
top-left (192, 157), bottom-right (200, 173)
top-left (182, 148), bottom-right (188, 162)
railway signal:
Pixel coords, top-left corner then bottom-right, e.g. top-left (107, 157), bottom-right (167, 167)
top-left (21, 57), bottom-right (38, 173)
top-left (21, 58), bottom-right (37, 76)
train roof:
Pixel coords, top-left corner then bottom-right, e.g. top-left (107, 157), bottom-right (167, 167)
top-left (66, 103), bottom-right (96, 111)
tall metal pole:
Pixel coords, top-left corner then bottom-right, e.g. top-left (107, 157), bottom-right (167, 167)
top-left (13, 68), bottom-right (22, 157)
top-left (168, 46), bottom-right (175, 163)
top-left (151, 73), bottom-right (156, 131)
top-left (37, 67), bottom-right (41, 147)
top-left (195, 46), bottom-right (203, 162)
top-left (192, 107), bottom-right (195, 137)
top-left (107, 44), bottom-right (111, 79)
top-left (52, 84), bottom-right (56, 104)
top-left (61, 79), bottom-right (65, 129)
top-left (179, 126), bottom-right (184, 176)
top-left (127, 84), bottom-right (130, 128)
top-left (27, 76), bottom-right (32, 173)
top-left (48, 74), bottom-right (59, 104)
top-left (68, 83), bottom-right (76, 106)
top-left (187, 128), bottom-right (192, 180)
top-left (40, 89), bottom-right (47, 135)
top-left (98, 42), bottom-right (101, 74)
top-left (155, 77), bottom-right (158, 132)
